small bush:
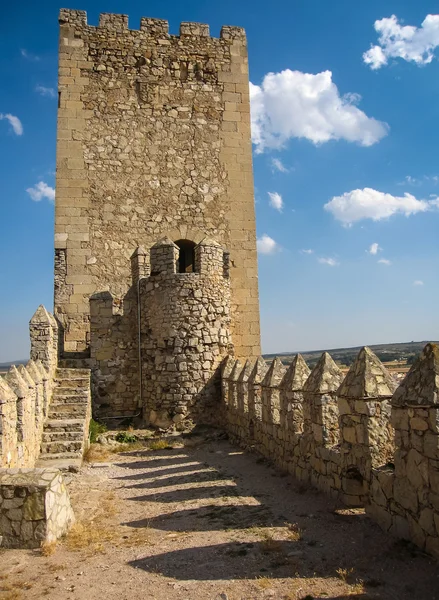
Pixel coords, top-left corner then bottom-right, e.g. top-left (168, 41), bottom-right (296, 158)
top-left (115, 431), bottom-right (138, 443)
top-left (89, 419), bottom-right (107, 444)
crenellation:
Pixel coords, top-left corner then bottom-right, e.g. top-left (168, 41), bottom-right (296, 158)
top-left (98, 12), bottom-right (129, 31)
top-left (220, 25), bottom-right (247, 42)
top-left (140, 17), bottom-right (169, 36)
top-left (180, 22), bottom-right (210, 37)
top-left (59, 9), bottom-right (87, 27)
top-left (221, 344), bottom-right (439, 559)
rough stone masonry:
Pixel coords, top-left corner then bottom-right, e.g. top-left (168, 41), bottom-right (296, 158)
top-left (54, 9), bottom-right (261, 381)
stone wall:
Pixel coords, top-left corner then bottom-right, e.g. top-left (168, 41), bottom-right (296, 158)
top-left (222, 343), bottom-right (439, 559)
top-left (0, 468), bottom-right (74, 549)
top-left (0, 306), bottom-right (57, 468)
top-left (55, 9), bottom-right (260, 361)
top-left (140, 238), bottom-right (232, 427)
top-left (88, 237), bottom-right (232, 421)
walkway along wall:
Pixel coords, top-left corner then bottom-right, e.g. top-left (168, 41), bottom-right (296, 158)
top-left (221, 343), bottom-right (439, 559)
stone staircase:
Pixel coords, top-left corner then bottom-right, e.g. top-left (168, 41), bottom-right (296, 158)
top-left (36, 368), bottom-right (91, 470)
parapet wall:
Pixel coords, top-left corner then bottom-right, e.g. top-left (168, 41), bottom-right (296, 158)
top-left (222, 344), bottom-right (439, 559)
top-left (0, 306), bottom-right (58, 468)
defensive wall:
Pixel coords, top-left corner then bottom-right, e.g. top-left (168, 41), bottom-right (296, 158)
top-left (0, 306), bottom-right (58, 468)
top-left (0, 307), bottom-right (78, 548)
top-left (221, 344), bottom-right (439, 559)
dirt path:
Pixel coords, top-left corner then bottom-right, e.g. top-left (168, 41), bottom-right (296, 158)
top-left (1, 436), bottom-right (438, 600)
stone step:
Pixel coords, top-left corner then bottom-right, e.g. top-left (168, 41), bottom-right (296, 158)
top-left (44, 419), bottom-right (85, 432)
top-left (58, 359), bottom-right (92, 370)
top-left (52, 391), bottom-right (90, 402)
top-left (48, 409), bottom-right (89, 421)
top-left (40, 440), bottom-right (83, 454)
top-left (56, 368), bottom-right (91, 379)
top-left (43, 430), bottom-right (84, 442)
top-left (55, 378), bottom-right (90, 389)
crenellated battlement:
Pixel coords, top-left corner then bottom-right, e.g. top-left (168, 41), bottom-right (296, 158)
top-left (58, 8), bottom-right (246, 41)
top-left (221, 343), bottom-right (439, 560)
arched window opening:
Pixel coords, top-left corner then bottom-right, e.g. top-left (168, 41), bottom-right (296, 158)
top-left (175, 239), bottom-right (196, 273)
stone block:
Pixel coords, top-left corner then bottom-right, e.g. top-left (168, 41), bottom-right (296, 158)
top-left (0, 468), bottom-right (75, 549)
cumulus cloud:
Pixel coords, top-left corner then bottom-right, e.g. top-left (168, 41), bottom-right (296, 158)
top-left (324, 188), bottom-right (434, 225)
top-left (0, 113), bottom-right (23, 135)
top-left (378, 259), bottom-right (392, 266)
top-left (250, 69), bottom-right (388, 153)
top-left (413, 280), bottom-right (424, 286)
top-left (271, 158), bottom-right (289, 173)
top-left (318, 257), bottom-right (339, 266)
top-left (300, 249), bottom-right (314, 255)
top-left (364, 14), bottom-right (439, 69)
top-left (368, 242), bottom-right (380, 255)
top-left (257, 234), bottom-right (278, 254)
top-left (26, 181), bottom-right (55, 203)
top-left (35, 85), bottom-right (56, 98)
top-left (268, 191), bottom-right (283, 212)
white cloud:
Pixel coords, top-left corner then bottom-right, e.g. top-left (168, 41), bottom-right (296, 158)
top-left (413, 280), bottom-right (424, 286)
top-left (324, 187), bottom-right (433, 225)
top-left (257, 234), bottom-right (278, 254)
top-left (399, 174), bottom-right (439, 186)
top-left (250, 69), bottom-right (388, 153)
top-left (368, 242), bottom-right (380, 255)
top-left (26, 181), bottom-right (55, 203)
top-left (364, 14), bottom-right (439, 69)
top-left (21, 48), bottom-right (40, 61)
top-left (271, 158), bottom-right (288, 173)
top-left (35, 85), bottom-right (56, 98)
top-left (0, 113), bottom-right (23, 136)
top-left (300, 249), bottom-right (314, 255)
top-left (378, 258), bottom-right (392, 266)
top-left (318, 257), bottom-right (339, 267)
top-left (268, 191), bottom-right (283, 212)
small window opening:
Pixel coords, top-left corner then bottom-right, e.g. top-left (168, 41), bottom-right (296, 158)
top-left (175, 239), bottom-right (196, 273)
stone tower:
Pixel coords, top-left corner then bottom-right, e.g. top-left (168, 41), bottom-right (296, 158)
top-left (54, 9), bottom-right (261, 420)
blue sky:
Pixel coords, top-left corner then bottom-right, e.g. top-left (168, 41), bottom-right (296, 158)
top-left (1, 0), bottom-right (438, 360)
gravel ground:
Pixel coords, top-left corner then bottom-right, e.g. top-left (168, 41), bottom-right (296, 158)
top-left (1, 434), bottom-right (438, 600)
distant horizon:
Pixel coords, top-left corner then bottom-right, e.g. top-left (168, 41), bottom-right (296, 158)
top-left (2, 338), bottom-right (437, 367)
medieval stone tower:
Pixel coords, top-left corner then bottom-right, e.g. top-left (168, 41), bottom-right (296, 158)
top-left (54, 9), bottom-right (260, 423)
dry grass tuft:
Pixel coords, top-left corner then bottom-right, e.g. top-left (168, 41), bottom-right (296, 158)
top-left (336, 567), bottom-right (354, 583)
top-left (260, 532), bottom-right (283, 553)
top-left (64, 521), bottom-right (116, 555)
top-left (148, 439), bottom-right (173, 451)
top-left (349, 579), bottom-right (366, 595)
top-left (256, 576), bottom-right (273, 589)
top-left (84, 442), bottom-right (145, 463)
top-left (40, 541), bottom-right (57, 556)
top-left (84, 444), bottom-right (112, 463)
top-left (286, 522), bottom-right (303, 542)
